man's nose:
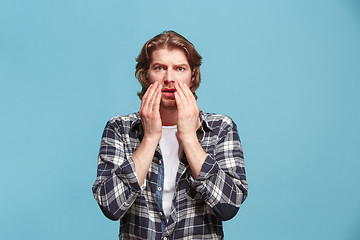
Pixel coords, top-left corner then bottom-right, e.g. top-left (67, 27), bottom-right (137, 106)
top-left (164, 69), bottom-right (174, 83)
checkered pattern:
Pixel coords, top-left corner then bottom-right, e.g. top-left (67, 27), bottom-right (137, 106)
top-left (92, 111), bottom-right (248, 239)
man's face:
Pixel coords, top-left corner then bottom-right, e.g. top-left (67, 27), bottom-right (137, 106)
top-left (147, 47), bottom-right (192, 109)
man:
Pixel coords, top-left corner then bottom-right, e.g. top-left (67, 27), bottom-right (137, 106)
top-left (92, 31), bottom-right (248, 239)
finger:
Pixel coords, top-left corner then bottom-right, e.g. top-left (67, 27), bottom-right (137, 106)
top-left (152, 84), bottom-right (162, 112)
top-left (179, 82), bottom-right (197, 112)
top-left (141, 82), bottom-right (156, 104)
top-left (181, 83), bottom-right (200, 124)
top-left (141, 83), bottom-right (152, 107)
top-left (175, 82), bottom-right (188, 105)
top-left (148, 83), bottom-right (160, 109)
top-left (174, 91), bottom-right (184, 110)
top-left (189, 90), bottom-right (199, 111)
top-left (182, 83), bottom-right (198, 109)
top-left (141, 83), bottom-right (158, 115)
top-left (140, 84), bottom-right (152, 113)
top-left (144, 82), bottom-right (159, 109)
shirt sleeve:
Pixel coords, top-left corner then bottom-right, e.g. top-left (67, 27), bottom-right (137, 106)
top-left (92, 120), bottom-right (142, 221)
top-left (187, 118), bottom-right (248, 221)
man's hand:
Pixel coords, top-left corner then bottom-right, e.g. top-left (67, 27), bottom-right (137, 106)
top-left (175, 82), bottom-right (206, 179)
top-left (139, 82), bottom-right (163, 143)
top-left (174, 81), bottom-right (201, 142)
top-left (133, 82), bottom-right (162, 186)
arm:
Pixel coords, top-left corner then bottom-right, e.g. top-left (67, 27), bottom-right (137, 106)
top-left (175, 82), bottom-right (248, 221)
top-left (92, 120), bottom-right (142, 221)
top-left (188, 120), bottom-right (248, 221)
top-left (174, 81), bottom-right (206, 179)
top-left (133, 82), bottom-right (162, 186)
top-left (92, 83), bottom-right (163, 220)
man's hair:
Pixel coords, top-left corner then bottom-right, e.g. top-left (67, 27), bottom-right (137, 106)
top-left (135, 30), bottom-right (202, 100)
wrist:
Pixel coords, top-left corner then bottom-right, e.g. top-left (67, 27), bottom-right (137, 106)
top-left (178, 132), bottom-right (198, 146)
top-left (142, 134), bottom-right (161, 146)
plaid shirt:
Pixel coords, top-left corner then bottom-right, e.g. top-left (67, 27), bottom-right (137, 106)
top-left (92, 111), bottom-right (248, 239)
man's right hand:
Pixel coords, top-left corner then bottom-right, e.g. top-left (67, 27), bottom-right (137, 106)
top-left (133, 82), bottom-right (162, 186)
top-left (139, 82), bottom-right (163, 143)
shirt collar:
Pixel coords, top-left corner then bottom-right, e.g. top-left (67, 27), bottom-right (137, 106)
top-left (198, 110), bottom-right (213, 132)
top-left (130, 112), bottom-right (143, 134)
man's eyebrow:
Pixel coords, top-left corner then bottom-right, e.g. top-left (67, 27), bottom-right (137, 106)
top-left (150, 62), bottom-right (164, 66)
top-left (174, 63), bottom-right (190, 67)
top-left (150, 62), bottom-right (189, 66)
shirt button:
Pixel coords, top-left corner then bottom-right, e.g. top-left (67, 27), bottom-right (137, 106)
top-left (159, 160), bottom-right (162, 165)
top-left (157, 187), bottom-right (162, 191)
top-left (163, 237), bottom-right (168, 240)
top-left (159, 212), bottom-right (163, 216)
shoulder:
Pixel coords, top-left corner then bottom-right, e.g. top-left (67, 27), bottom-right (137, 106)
top-left (108, 112), bottom-right (140, 124)
top-left (200, 111), bottom-right (236, 130)
top-left (200, 111), bottom-right (241, 142)
top-left (104, 112), bottom-right (141, 132)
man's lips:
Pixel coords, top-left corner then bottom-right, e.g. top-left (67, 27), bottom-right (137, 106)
top-left (162, 88), bottom-right (176, 93)
top-left (162, 88), bottom-right (176, 99)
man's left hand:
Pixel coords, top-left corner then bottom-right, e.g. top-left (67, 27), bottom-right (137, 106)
top-left (174, 81), bottom-right (201, 142)
top-left (174, 81), bottom-right (206, 179)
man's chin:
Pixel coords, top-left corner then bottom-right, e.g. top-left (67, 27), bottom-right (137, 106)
top-left (160, 100), bottom-right (177, 110)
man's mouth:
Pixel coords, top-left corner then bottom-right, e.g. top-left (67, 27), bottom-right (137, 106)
top-left (162, 88), bottom-right (176, 93)
top-left (162, 88), bottom-right (176, 99)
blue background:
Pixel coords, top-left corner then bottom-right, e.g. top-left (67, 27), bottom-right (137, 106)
top-left (1, 0), bottom-right (359, 239)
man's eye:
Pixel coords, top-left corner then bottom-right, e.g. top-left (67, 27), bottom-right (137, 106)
top-left (155, 66), bottom-right (163, 70)
top-left (178, 67), bottom-right (185, 71)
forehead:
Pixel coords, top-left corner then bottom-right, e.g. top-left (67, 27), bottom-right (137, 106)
top-left (150, 47), bottom-right (189, 65)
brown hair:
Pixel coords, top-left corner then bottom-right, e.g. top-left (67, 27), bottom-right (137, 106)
top-left (135, 30), bottom-right (202, 99)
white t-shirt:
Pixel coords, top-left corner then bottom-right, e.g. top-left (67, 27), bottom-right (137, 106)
top-left (159, 125), bottom-right (181, 220)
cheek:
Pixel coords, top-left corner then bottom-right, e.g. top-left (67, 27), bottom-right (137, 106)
top-left (179, 73), bottom-right (192, 85)
top-left (147, 72), bottom-right (160, 84)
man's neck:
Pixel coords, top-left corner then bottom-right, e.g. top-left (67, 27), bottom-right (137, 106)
top-left (160, 108), bottom-right (177, 126)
